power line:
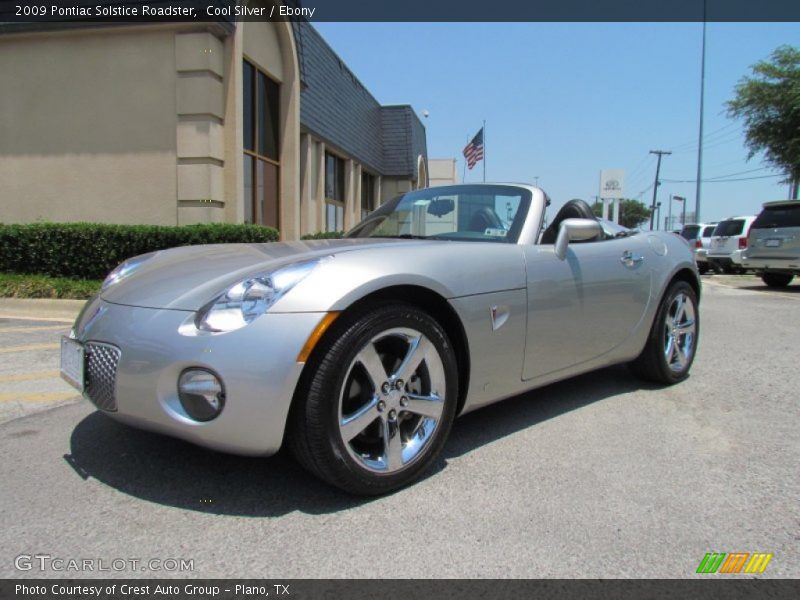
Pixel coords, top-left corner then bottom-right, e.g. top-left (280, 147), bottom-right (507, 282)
top-left (662, 173), bottom-right (781, 184)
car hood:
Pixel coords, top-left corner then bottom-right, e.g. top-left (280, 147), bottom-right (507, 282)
top-left (101, 238), bottom-right (429, 311)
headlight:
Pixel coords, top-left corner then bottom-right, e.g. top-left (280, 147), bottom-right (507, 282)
top-left (195, 259), bottom-right (323, 333)
top-left (101, 253), bottom-right (156, 290)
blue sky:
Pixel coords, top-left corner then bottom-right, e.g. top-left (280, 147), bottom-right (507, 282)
top-left (314, 22), bottom-right (799, 227)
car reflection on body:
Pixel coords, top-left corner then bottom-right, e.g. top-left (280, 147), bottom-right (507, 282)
top-left (62, 184), bottom-right (700, 495)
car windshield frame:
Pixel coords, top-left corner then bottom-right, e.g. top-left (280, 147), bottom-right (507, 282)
top-left (345, 184), bottom-right (533, 244)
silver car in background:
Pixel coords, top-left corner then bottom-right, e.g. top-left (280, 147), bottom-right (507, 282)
top-left (741, 200), bottom-right (800, 287)
top-left (61, 184), bottom-right (700, 495)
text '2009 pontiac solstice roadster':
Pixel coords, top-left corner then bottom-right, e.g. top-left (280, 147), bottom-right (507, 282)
top-left (61, 184), bottom-right (699, 494)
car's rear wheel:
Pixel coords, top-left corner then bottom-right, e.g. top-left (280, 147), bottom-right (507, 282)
top-left (289, 303), bottom-right (458, 495)
top-left (761, 272), bottom-right (794, 288)
top-left (630, 281), bottom-right (699, 384)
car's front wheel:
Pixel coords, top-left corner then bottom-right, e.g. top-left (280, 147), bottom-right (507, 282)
top-left (630, 280), bottom-right (699, 384)
top-left (289, 303), bottom-right (458, 495)
top-left (761, 272), bottom-right (794, 288)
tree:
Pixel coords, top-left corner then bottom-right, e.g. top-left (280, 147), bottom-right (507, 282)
top-left (727, 45), bottom-right (800, 198)
top-left (590, 198), bottom-right (652, 229)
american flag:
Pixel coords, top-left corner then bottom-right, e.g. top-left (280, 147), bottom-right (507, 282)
top-left (463, 127), bottom-right (484, 170)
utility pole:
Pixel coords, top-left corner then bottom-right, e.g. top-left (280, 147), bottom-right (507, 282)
top-left (649, 150), bottom-right (671, 230)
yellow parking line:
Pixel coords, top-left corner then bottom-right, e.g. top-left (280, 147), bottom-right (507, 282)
top-left (0, 325), bottom-right (69, 333)
top-left (0, 371), bottom-right (61, 383)
top-left (0, 391), bottom-right (78, 403)
top-left (0, 343), bottom-right (59, 354)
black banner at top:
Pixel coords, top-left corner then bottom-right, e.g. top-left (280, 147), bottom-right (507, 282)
top-left (1, 0), bottom-right (799, 24)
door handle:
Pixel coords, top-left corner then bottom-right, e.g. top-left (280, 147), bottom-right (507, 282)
top-left (620, 250), bottom-right (644, 267)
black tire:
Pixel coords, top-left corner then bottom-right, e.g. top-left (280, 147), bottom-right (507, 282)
top-left (629, 281), bottom-right (699, 385)
top-left (761, 272), bottom-right (794, 288)
top-left (289, 302), bottom-right (458, 495)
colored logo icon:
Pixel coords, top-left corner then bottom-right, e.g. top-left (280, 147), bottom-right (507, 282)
top-left (696, 552), bottom-right (773, 574)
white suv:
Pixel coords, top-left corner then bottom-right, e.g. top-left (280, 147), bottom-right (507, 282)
top-left (707, 215), bottom-right (758, 274)
top-left (740, 200), bottom-right (800, 287)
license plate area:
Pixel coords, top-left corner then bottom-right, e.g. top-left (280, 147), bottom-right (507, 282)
top-left (60, 336), bottom-right (84, 391)
top-left (765, 239), bottom-right (781, 248)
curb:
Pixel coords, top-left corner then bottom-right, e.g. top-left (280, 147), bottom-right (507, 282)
top-left (0, 298), bottom-right (85, 322)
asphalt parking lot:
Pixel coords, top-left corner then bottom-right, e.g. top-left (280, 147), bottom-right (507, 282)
top-left (0, 276), bottom-right (798, 578)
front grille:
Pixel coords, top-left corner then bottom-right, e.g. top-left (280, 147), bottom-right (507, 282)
top-left (84, 342), bottom-right (121, 412)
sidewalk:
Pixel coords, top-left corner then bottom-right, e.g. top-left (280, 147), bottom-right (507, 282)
top-left (0, 298), bottom-right (84, 322)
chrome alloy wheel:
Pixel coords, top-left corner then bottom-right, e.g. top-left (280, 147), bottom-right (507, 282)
top-left (338, 327), bottom-right (446, 473)
top-left (663, 292), bottom-right (696, 373)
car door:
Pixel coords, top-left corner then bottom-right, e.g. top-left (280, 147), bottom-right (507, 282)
top-left (522, 235), bottom-right (652, 380)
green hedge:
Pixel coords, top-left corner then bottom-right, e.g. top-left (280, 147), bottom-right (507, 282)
top-left (300, 231), bottom-right (344, 240)
top-left (0, 222), bottom-right (279, 280)
top-left (0, 273), bottom-right (101, 299)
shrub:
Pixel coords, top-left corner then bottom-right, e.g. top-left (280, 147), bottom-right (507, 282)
top-left (300, 231), bottom-right (344, 240)
top-left (0, 222), bottom-right (279, 280)
top-left (0, 273), bottom-right (101, 299)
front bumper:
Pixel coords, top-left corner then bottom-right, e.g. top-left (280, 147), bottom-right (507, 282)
top-left (70, 296), bottom-right (326, 456)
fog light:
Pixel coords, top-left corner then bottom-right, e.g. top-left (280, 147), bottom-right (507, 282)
top-left (178, 369), bottom-right (225, 422)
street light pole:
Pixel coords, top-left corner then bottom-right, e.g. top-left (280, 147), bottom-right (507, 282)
top-left (674, 195), bottom-right (687, 227)
top-left (694, 0), bottom-right (707, 223)
top-left (668, 194), bottom-right (673, 231)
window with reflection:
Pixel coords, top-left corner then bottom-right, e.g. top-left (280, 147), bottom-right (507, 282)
top-left (361, 172), bottom-right (375, 220)
top-left (243, 59), bottom-right (280, 228)
top-left (325, 152), bottom-right (345, 232)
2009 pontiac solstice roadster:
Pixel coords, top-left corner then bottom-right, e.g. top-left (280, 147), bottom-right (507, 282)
top-left (61, 184), bottom-right (699, 494)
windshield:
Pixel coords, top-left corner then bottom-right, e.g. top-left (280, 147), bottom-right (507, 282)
top-left (346, 185), bottom-right (532, 243)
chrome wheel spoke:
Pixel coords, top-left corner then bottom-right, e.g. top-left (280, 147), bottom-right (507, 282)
top-left (673, 295), bottom-right (686, 322)
top-left (382, 417), bottom-right (404, 470)
top-left (674, 319), bottom-right (695, 334)
top-left (393, 335), bottom-right (434, 383)
top-left (356, 343), bottom-right (388, 390)
top-left (341, 396), bottom-right (380, 442)
top-left (404, 392), bottom-right (444, 419)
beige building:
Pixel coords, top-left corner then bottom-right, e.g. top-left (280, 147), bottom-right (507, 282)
top-left (428, 158), bottom-right (458, 187)
top-left (0, 9), bottom-right (428, 238)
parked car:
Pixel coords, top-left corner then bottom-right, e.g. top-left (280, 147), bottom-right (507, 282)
top-left (61, 184), bottom-right (700, 495)
top-left (740, 200), bottom-right (800, 287)
top-left (680, 223), bottom-right (717, 274)
top-left (706, 215), bottom-right (758, 274)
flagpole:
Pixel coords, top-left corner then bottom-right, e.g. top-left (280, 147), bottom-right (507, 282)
top-left (462, 134), bottom-right (468, 183)
top-left (482, 120), bottom-right (486, 183)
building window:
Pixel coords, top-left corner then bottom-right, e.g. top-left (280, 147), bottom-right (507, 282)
top-left (325, 152), bottom-right (345, 232)
top-left (361, 172), bottom-right (375, 220)
top-left (243, 59), bottom-right (280, 228)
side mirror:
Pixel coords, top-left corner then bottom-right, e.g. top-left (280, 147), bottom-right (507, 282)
top-left (554, 218), bottom-right (603, 260)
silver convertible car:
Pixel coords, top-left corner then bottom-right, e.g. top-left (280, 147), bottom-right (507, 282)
top-left (61, 184), bottom-right (700, 494)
